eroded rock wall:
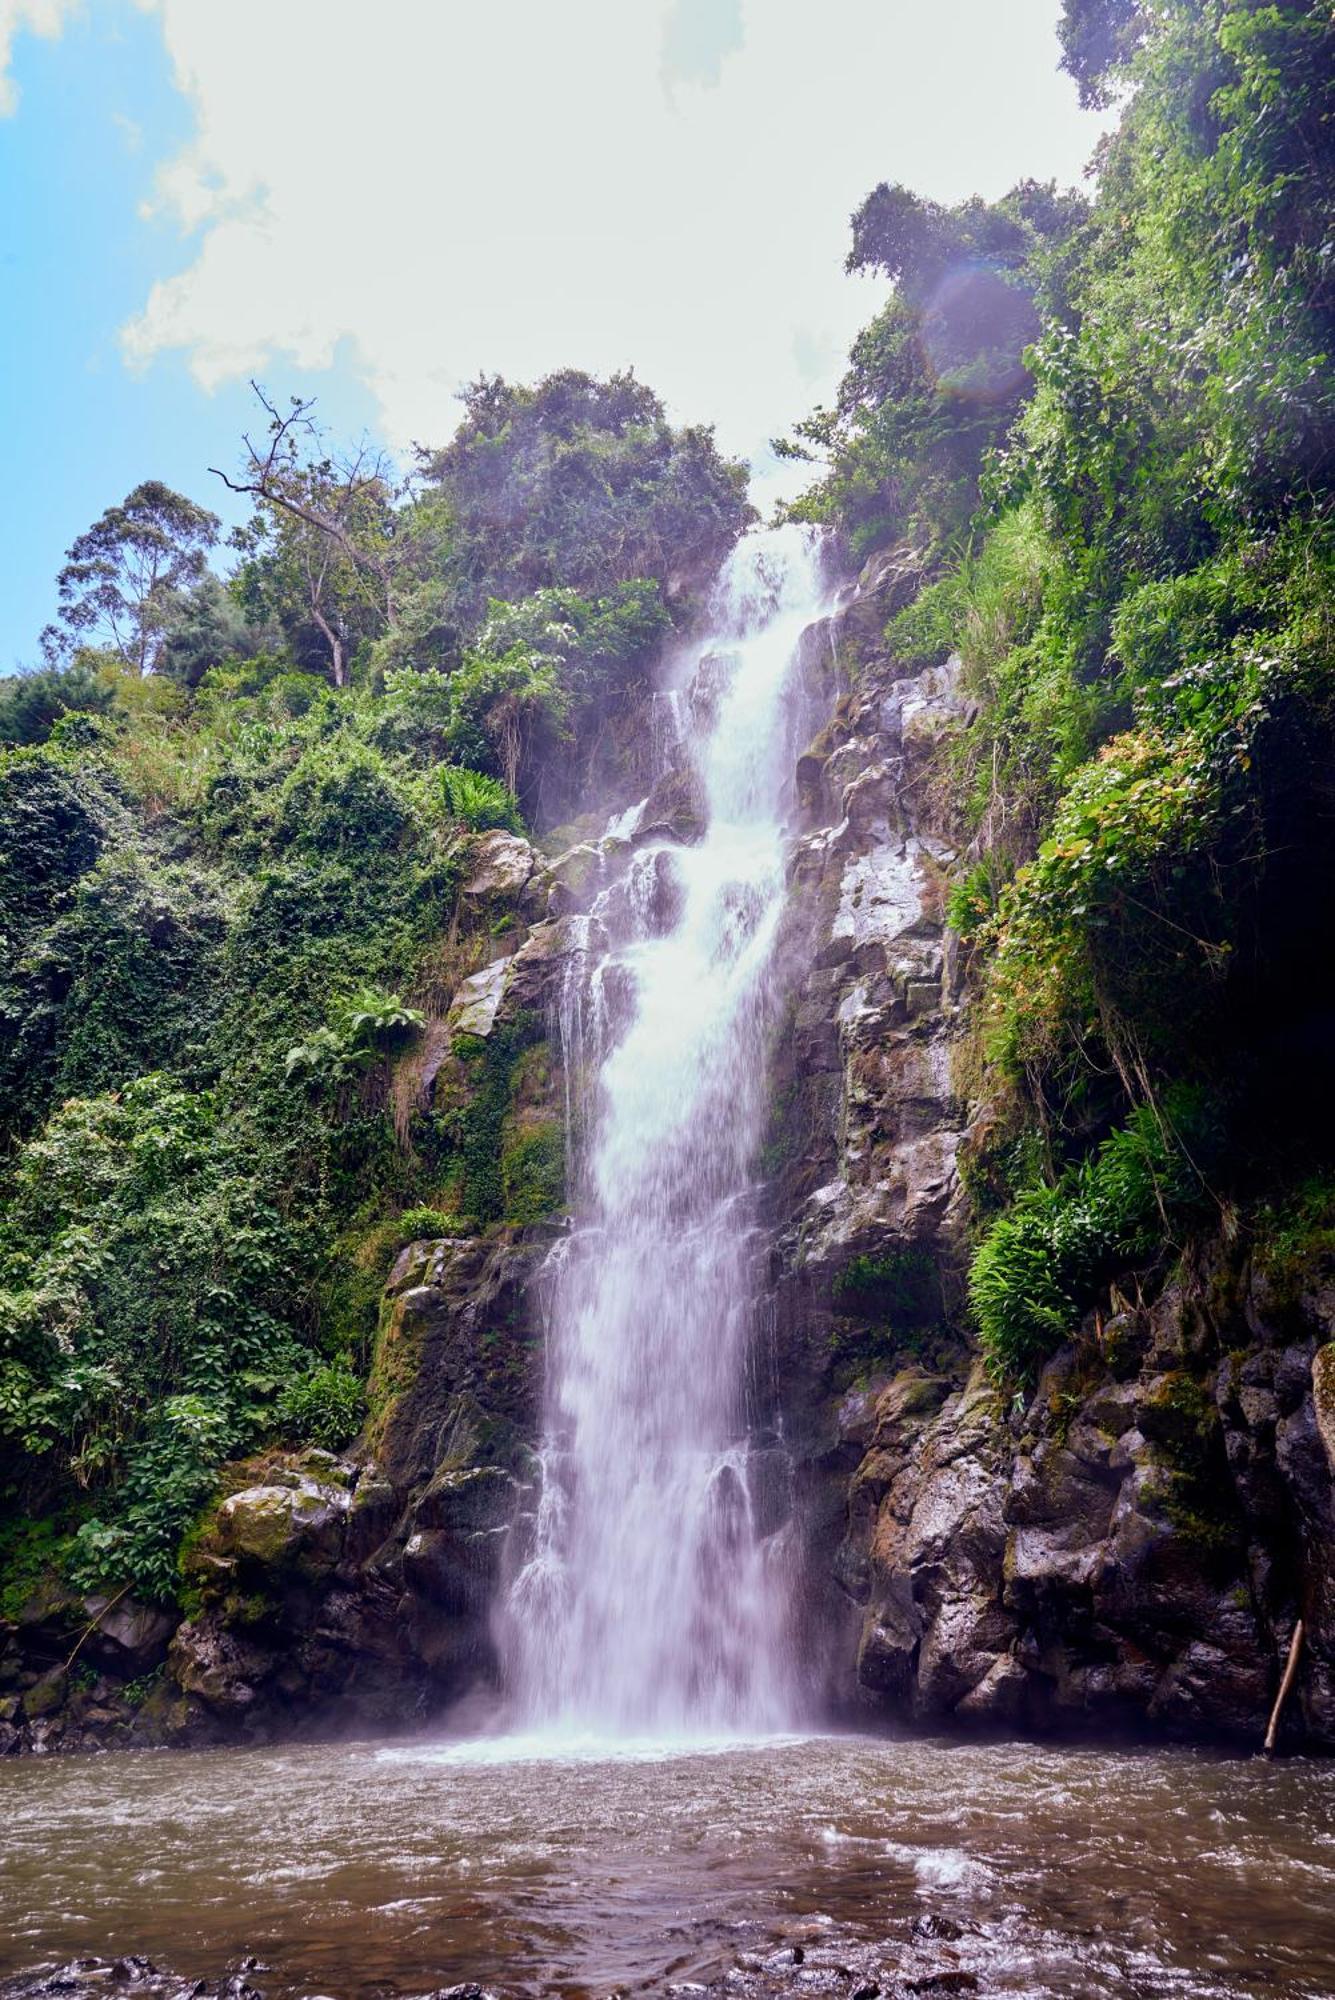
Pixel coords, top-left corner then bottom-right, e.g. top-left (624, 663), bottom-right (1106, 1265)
top-left (760, 547), bottom-right (1335, 1750)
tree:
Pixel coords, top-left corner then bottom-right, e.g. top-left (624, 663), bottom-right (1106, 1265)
top-left (155, 574), bottom-right (266, 690)
top-left (43, 482), bottom-right (220, 676)
top-left (1057, 0), bottom-right (1147, 108)
top-left (0, 660), bottom-right (114, 747)
top-left (420, 368), bottom-right (753, 628)
top-left (783, 181), bottom-right (1086, 556)
top-left (214, 385), bottom-right (410, 688)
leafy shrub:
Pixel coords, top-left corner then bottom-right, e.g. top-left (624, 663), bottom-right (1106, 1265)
top-left (970, 1098), bottom-right (1212, 1382)
top-left (275, 1364), bottom-right (365, 1451)
top-left (275, 741), bottom-right (415, 857)
top-left (395, 1204), bottom-right (466, 1241)
top-left (285, 987), bottom-right (424, 1089)
top-left (66, 1393), bottom-right (230, 1602)
top-left (439, 764), bottom-right (523, 833)
top-left (946, 857), bottom-right (1006, 945)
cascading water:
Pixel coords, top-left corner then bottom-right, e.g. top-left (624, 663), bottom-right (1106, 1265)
top-left (504, 523), bottom-right (834, 1737)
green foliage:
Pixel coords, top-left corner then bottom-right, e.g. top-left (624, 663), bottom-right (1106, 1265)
top-left (0, 659), bottom-right (115, 747)
top-left (1058, 0), bottom-right (1147, 106)
top-left (783, 185), bottom-right (1086, 558)
top-left (1252, 1176), bottom-right (1335, 1303)
top-left (275, 1364), bottom-right (365, 1451)
top-left (284, 987), bottom-right (424, 1091)
top-left (439, 764), bottom-right (523, 834)
top-left (449, 1022), bottom-right (536, 1227)
top-left (970, 1098), bottom-right (1213, 1381)
top-left (441, 581), bottom-right (671, 811)
top-left (67, 1394), bottom-right (232, 1602)
top-left (6, 849), bottom-right (229, 1124)
top-left (121, 1666), bottom-right (163, 1707)
top-left (395, 1205), bottom-right (466, 1241)
top-left (444, 634), bottom-right (570, 799)
top-left (946, 857), bottom-right (1007, 945)
top-left (275, 739), bottom-right (416, 857)
top-left (0, 1515), bottom-right (77, 1622)
top-left (501, 1123), bottom-right (566, 1226)
top-left (156, 575), bottom-right (263, 690)
top-left (0, 1079), bottom-right (308, 1577)
top-left (833, 1248), bottom-right (937, 1320)
top-left (422, 369), bottom-right (753, 626)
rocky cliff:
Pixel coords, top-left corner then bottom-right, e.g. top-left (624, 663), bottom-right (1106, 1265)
top-left (756, 550), bottom-right (1335, 1751)
top-left (5, 548), bottom-right (1335, 1756)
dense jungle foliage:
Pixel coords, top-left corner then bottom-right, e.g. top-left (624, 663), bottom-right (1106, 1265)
top-left (0, 372), bottom-right (748, 1603)
top-left (791, 0), bottom-right (1335, 1379)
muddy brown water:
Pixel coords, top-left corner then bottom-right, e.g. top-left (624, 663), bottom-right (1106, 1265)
top-left (2, 1731), bottom-right (1333, 1998)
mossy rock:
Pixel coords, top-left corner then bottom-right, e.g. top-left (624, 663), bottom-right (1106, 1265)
top-left (22, 1668), bottom-right (67, 1719)
top-left (501, 1119), bottom-right (565, 1225)
top-left (207, 1473), bottom-right (349, 1574)
top-left (1139, 1370), bottom-right (1220, 1467)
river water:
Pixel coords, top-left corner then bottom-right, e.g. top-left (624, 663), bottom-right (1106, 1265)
top-left (3, 1730), bottom-right (1334, 1997)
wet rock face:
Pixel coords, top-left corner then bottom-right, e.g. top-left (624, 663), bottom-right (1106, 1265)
top-left (828, 1260), bottom-right (1335, 1747)
top-left (762, 543), bottom-right (1335, 1749)
top-left (756, 553), bottom-right (977, 1706)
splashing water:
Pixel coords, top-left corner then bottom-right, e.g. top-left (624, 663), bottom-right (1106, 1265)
top-left (504, 525), bottom-right (834, 1737)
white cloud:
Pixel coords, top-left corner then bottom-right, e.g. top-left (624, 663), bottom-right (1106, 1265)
top-left (0, 0), bottom-right (75, 115)
top-left (121, 0), bottom-right (1110, 475)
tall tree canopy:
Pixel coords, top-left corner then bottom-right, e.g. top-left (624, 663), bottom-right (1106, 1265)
top-left (43, 482), bottom-right (221, 676)
top-left (421, 368), bottom-right (754, 628)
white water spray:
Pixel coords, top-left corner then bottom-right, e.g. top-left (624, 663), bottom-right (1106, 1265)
top-left (505, 525), bottom-right (833, 1736)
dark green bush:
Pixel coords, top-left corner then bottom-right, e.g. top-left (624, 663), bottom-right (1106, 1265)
top-left (0, 660), bottom-right (115, 747)
top-left (439, 764), bottom-right (524, 833)
top-left (969, 1098), bottom-right (1212, 1381)
top-left (275, 1364), bottom-right (365, 1451)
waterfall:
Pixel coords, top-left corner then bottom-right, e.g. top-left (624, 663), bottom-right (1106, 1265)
top-left (504, 524), bottom-right (833, 1737)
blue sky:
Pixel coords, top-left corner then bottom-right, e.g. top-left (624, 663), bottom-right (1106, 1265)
top-left (0, 2), bottom-right (376, 670)
top-left (0, 0), bottom-right (1109, 675)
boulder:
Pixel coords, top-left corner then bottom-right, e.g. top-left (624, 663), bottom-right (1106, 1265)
top-left (209, 1464), bottom-right (352, 1575)
top-left (447, 956), bottom-right (512, 1038)
top-left (461, 831), bottom-right (534, 899)
top-left (169, 1619), bottom-right (276, 1711)
top-left (84, 1596), bottom-right (176, 1674)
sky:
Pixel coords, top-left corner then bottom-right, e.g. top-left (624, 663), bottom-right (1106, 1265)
top-left (0, 0), bottom-right (1111, 673)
